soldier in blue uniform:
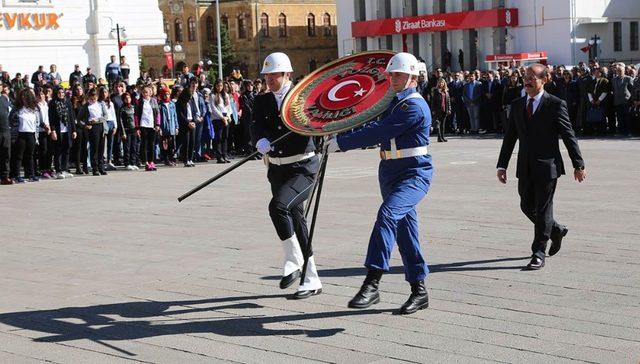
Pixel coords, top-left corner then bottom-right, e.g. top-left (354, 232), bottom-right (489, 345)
top-left (327, 52), bottom-right (434, 314)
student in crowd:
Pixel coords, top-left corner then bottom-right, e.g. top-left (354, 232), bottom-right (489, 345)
top-left (210, 79), bottom-right (231, 164)
top-left (48, 86), bottom-right (76, 179)
top-left (71, 84), bottom-right (88, 175)
top-left (35, 88), bottom-right (53, 179)
top-left (10, 88), bottom-right (44, 182)
top-left (110, 81), bottom-right (126, 166)
top-left (77, 88), bottom-right (108, 176)
top-left (0, 85), bottom-right (12, 185)
top-left (431, 78), bottom-right (451, 142)
top-left (98, 86), bottom-right (118, 170)
top-left (239, 79), bottom-right (255, 156)
top-left (159, 87), bottom-right (179, 166)
top-left (119, 92), bottom-right (139, 170)
top-left (200, 87), bottom-right (215, 161)
top-left (135, 85), bottom-right (160, 171)
top-left (176, 87), bottom-right (195, 167)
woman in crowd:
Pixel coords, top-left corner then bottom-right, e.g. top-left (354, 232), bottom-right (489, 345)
top-left (119, 92), bottom-right (139, 170)
top-left (77, 88), bottom-right (107, 176)
top-left (98, 86), bottom-right (118, 170)
top-left (159, 87), bottom-right (178, 166)
top-left (176, 87), bottom-right (195, 167)
top-left (71, 84), bottom-right (88, 175)
top-left (210, 79), bottom-right (230, 164)
top-left (10, 88), bottom-right (43, 182)
top-left (48, 86), bottom-right (76, 179)
top-left (35, 87), bottom-right (53, 178)
top-left (502, 71), bottom-right (523, 120)
top-left (200, 87), bottom-right (215, 161)
top-left (430, 78), bottom-right (451, 143)
top-left (134, 85), bottom-right (160, 171)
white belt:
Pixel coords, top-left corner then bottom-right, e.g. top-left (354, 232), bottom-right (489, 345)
top-left (268, 152), bottom-right (316, 166)
top-left (380, 146), bottom-right (428, 160)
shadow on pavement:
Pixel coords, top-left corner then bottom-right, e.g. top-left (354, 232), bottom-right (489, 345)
top-left (0, 294), bottom-right (391, 356)
top-left (262, 256), bottom-right (531, 281)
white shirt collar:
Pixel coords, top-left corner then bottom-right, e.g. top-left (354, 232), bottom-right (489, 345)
top-left (527, 89), bottom-right (544, 103)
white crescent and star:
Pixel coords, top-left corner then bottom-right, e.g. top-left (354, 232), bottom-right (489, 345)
top-left (327, 80), bottom-right (367, 102)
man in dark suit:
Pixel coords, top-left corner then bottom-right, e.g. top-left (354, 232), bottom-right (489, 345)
top-left (497, 64), bottom-right (587, 270)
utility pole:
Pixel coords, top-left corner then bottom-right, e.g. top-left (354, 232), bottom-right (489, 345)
top-left (215, 0), bottom-right (223, 80)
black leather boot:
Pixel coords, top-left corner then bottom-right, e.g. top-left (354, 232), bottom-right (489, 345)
top-left (398, 280), bottom-right (429, 315)
top-left (348, 269), bottom-right (383, 309)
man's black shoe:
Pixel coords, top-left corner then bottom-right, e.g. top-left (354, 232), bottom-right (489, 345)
top-left (549, 226), bottom-right (568, 256)
top-left (291, 288), bottom-right (322, 300)
top-left (525, 255), bottom-right (545, 270)
top-left (348, 269), bottom-right (382, 308)
top-left (397, 280), bottom-right (429, 315)
top-left (279, 270), bottom-right (300, 289)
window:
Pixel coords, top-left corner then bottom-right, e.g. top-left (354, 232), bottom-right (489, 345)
top-left (238, 13), bottom-right (247, 39)
top-left (221, 15), bottom-right (229, 31)
top-left (309, 59), bottom-right (317, 73)
top-left (278, 13), bottom-right (287, 37)
top-left (260, 13), bottom-right (269, 37)
top-left (614, 22), bottom-right (622, 52)
top-left (631, 21), bottom-right (639, 51)
top-left (206, 16), bottom-right (214, 41)
top-left (323, 13), bottom-right (331, 37)
top-left (187, 17), bottom-right (196, 41)
top-left (307, 13), bottom-right (316, 37)
top-left (174, 18), bottom-right (183, 43)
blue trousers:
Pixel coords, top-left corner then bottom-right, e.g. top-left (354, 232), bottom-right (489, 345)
top-left (365, 167), bottom-right (431, 282)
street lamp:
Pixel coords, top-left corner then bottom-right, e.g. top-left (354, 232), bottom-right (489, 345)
top-left (163, 42), bottom-right (183, 80)
top-left (588, 34), bottom-right (602, 61)
top-left (215, 0), bottom-right (223, 80)
top-left (109, 23), bottom-right (127, 60)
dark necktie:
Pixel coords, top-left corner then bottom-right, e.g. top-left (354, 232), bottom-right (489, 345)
top-left (527, 98), bottom-right (534, 119)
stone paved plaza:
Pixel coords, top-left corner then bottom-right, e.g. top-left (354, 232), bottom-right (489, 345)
top-left (0, 136), bottom-right (639, 363)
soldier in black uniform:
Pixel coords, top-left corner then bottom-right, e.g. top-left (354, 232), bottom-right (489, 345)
top-left (251, 52), bottom-right (322, 299)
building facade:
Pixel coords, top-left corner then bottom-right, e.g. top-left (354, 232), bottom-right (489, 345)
top-left (337, 0), bottom-right (640, 71)
top-left (143, 0), bottom-right (338, 79)
top-left (0, 0), bottom-right (165, 83)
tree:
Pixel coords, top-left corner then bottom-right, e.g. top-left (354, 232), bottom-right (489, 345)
top-left (206, 25), bottom-right (236, 81)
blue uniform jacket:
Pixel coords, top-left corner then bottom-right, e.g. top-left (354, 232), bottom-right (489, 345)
top-left (336, 87), bottom-right (434, 188)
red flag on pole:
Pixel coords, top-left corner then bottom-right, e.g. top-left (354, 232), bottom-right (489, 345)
top-left (580, 44), bottom-right (591, 53)
top-left (164, 53), bottom-right (174, 71)
top-left (118, 41), bottom-right (127, 50)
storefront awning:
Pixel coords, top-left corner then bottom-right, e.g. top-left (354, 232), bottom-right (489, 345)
top-left (351, 8), bottom-right (518, 38)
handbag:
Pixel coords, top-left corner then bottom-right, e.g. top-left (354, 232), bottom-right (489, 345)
top-left (586, 105), bottom-right (605, 124)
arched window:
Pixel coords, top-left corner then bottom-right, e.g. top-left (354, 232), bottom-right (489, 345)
top-left (278, 13), bottom-right (287, 38)
top-left (307, 13), bottom-right (316, 37)
top-left (221, 15), bottom-right (229, 31)
top-left (260, 13), bottom-right (269, 37)
top-left (187, 17), bottom-right (196, 41)
top-left (174, 18), bottom-right (183, 42)
top-left (206, 16), bottom-right (214, 41)
top-left (238, 13), bottom-right (247, 39)
top-left (323, 13), bottom-right (332, 37)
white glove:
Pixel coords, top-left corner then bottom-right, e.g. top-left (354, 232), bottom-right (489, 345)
top-left (326, 137), bottom-right (340, 153)
top-left (256, 138), bottom-right (272, 154)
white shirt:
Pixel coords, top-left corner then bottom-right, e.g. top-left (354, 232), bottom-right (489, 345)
top-left (192, 92), bottom-right (201, 118)
top-left (272, 81), bottom-right (292, 110)
top-left (37, 100), bottom-right (49, 132)
top-left (526, 89), bottom-right (544, 115)
top-left (88, 102), bottom-right (103, 122)
top-left (186, 102), bottom-right (193, 121)
top-left (140, 99), bottom-right (154, 128)
top-left (105, 101), bottom-right (117, 123)
top-left (18, 108), bottom-right (39, 133)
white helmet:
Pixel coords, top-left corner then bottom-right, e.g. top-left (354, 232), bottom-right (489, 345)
top-left (386, 52), bottom-right (420, 76)
top-left (261, 52), bottom-right (293, 74)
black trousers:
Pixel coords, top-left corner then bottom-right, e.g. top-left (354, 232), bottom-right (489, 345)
top-left (518, 177), bottom-right (563, 257)
top-left (122, 130), bottom-right (139, 166)
top-left (74, 128), bottom-right (88, 171)
top-left (140, 127), bottom-right (156, 164)
top-left (0, 131), bottom-right (10, 179)
top-left (179, 125), bottom-right (195, 162)
top-left (267, 157), bottom-right (319, 254)
top-left (87, 124), bottom-right (105, 172)
top-left (161, 135), bottom-right (176, 162)
top-left (12, 132), bottom-right (36, 178)
top-left (37, 131), bottom-right (52, 173)
top-left (53, 133), bottom-right (71, 173)
top-left (213, 119), bottom-right (229, 160)
top-left (433, 113), bottom-right (447, 141)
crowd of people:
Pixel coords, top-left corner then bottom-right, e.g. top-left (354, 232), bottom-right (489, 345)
top-left (1, 55), bottom-right (639, 186)
top-left (417, 59), bottom-right (640, 140)
top-left (0, 56), bottom-right (269, 185)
